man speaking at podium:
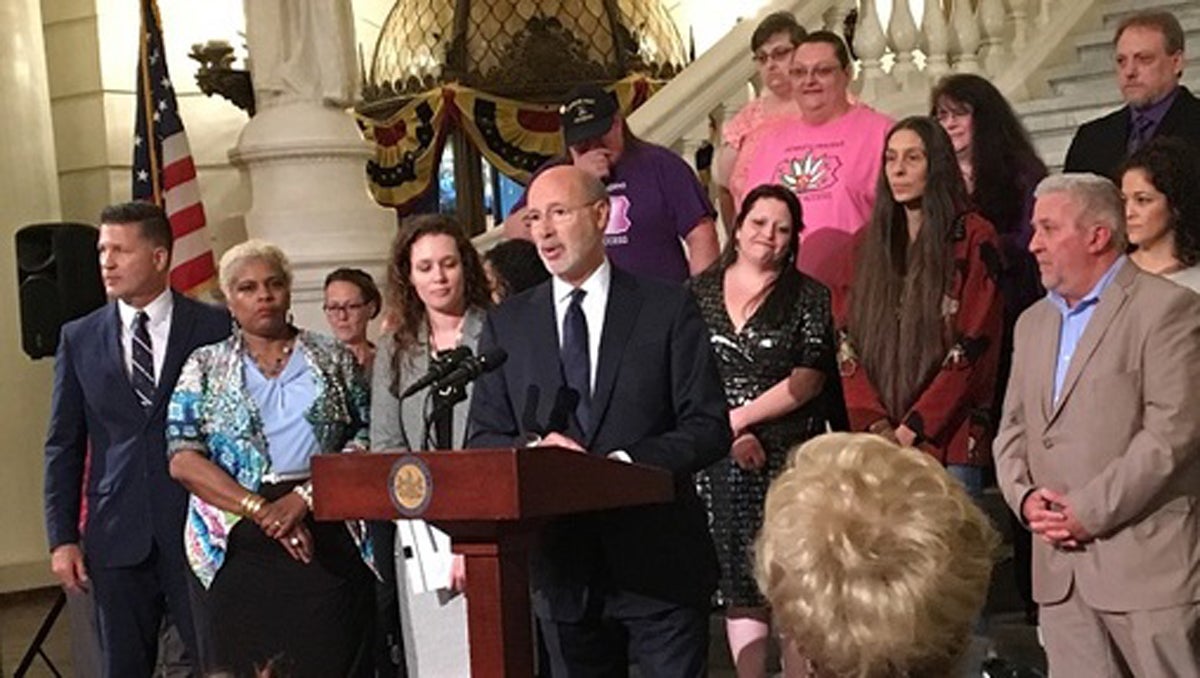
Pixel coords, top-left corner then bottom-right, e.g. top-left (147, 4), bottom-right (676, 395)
top-left (468, 165), bottom-right (731, 677)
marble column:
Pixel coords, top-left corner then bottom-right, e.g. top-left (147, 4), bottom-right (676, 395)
top-left (0, 0), bottom-right (62, 599)
top-left (231, 0), bottom-right (394, 331)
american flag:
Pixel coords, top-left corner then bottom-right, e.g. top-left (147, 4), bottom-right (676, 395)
top-left (133, 0), bottom-right (217, 298)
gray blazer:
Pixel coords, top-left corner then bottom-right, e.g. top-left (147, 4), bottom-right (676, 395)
top-left (370, 307), bottom-right (486, 451)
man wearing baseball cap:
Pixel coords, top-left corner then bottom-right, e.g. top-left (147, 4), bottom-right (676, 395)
top-left (505, 84), bottom-right (720, 283)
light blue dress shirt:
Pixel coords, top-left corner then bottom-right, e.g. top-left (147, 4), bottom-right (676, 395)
top-left (1048, 256), bottom-right (1126, 403)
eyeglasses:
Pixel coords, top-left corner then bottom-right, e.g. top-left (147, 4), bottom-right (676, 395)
top-left (521, 201), bottom-right (601, 228)
top-left (323, 301), bottom-right (368, 316)
top-left (935, 106), bottom-right (972, 122)
top-left (752, 45), bottom-right (795, 64)
top-left (790, 63), bottom-right (843, 81)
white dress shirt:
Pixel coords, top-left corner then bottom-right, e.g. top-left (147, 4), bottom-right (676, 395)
top-left (117, 288), bottom-right (173, 385)
top-left (549, 261), bottom-right (631, 462)
top-left (551, 258), bottom-right (611, 394)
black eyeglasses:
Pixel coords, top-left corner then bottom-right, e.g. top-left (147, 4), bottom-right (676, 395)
top-left (323, 301), bottom-right (368, 316)
top-left (753, 45), bottom-right (796, 64)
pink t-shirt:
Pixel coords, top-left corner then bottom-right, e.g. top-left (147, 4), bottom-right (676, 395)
top-left (732, 104), bottom-right (893, 286)
top-left (722, 98), bottom-right (769, 150)
top-left (721, 98), bottom-right (798, 200)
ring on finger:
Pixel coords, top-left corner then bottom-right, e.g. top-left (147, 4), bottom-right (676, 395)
top-left (289, 536), bottom-right (301, 546)
top-left (273, 520), bottom-right (283, 528)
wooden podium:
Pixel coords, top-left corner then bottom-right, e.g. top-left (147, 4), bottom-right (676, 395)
top-left (311, 447), bottom-right (674, 678)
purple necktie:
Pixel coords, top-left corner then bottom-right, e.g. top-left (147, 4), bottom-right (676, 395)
top-left (1129, 114), bottom-right (1155, 153)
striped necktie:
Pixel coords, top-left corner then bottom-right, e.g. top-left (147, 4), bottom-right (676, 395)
top-left (131, 311), bottom-right (155, 409)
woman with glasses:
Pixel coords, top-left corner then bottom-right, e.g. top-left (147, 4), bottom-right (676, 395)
top-left (931, 73), bottom-right (1047, 622)
top-left (732, 31), bottom-right (893, 287)
top-left (931, 74), bottom-right (1046, 363)
top-left (370, 214), bottom-right (492, 675)
top-left (714, 12), bottom-right (806, 229)
top-left (690, 183), bottom-right (846, 678)
top-left (322, 267), bottom-right (382, 372)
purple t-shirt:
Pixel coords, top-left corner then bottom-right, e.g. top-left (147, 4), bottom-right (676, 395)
top-left (513, 142), bottom-right (716, 282)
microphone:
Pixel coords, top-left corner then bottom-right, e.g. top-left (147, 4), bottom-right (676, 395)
top-left (522, 384), bottom-right (543, 435)
top-left (546, 386), bottom-right (580, 434)
top-left (434, 348), bottom-right (508, 392)
top-left (400, 346), bottom-right (473, 399)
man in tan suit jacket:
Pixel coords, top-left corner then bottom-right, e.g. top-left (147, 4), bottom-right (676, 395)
top-left (995, 173), bottom-right (1200, 677)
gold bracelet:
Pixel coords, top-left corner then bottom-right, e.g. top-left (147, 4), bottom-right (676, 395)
top-left (238, 492), bottom-right (265, 517)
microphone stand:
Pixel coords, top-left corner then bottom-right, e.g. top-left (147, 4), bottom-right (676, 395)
top-left (422, 382), bottom-right (468, 450)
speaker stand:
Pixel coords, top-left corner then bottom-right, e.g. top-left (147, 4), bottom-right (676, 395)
top-left (14, 590), bottom-right (65, 678)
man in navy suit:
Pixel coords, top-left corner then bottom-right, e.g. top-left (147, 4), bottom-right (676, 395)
top-left (468, 165), bottom-right (731, 677)
top-left (44, 202), bottom-right (229, 677)
top-left (1063, 10), bottom-right (1200, 179)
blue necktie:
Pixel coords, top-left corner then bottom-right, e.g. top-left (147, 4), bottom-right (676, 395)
top-left (561, 289), bottom-right (591, 432)
top-left (131, 311), bottom-right (155, 409)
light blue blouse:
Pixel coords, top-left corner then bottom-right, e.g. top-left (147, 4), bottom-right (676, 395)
top-left (242, 350), bottom-right (319, 475)
top-left (167, 329), bottom-right (374, 587)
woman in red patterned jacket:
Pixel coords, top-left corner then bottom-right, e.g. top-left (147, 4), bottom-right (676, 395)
top-left (832, 116), bottom-right (1003, 496)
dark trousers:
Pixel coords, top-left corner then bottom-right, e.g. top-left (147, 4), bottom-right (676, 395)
top-left (65, 589), bottom-right (103, 678)
top-left (539, 597), bottom-right (709, 678)
top-left (369, 520), bottom-right (406, 677)
top-left (206, 485), bottom-right (374, 678)
top-left (88, 541), bottom-right (204, 678)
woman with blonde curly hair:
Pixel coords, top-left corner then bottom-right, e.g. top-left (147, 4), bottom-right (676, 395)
top-left (756, 433), bottom-right (999, 678)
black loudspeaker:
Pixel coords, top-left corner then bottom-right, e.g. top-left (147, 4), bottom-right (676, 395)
top-left (15, 223), bottom-right (106, 359)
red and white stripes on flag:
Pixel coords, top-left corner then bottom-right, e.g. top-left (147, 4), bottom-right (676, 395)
top-left (133, 0), bottom-right (218, 298)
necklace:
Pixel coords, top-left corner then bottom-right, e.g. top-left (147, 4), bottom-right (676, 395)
top-left (246, 335), bottom-right (296, 379)
top-left (427, 313), bottom-right (466, 354)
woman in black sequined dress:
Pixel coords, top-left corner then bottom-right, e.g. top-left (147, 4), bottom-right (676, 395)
top-left (688, 183), bottom-right (846, 678)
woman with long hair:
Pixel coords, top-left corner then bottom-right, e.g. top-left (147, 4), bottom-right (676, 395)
top-left (833, 117), bottom-right (1003, 494)
top-left (932, 74), bottom-right (1046, 619)
top-left (369, 214), bottom-right (491, 676)
top-left (690, 183), bottom-right (845, 677)
top-left (932, 73), bottom-right (1047, 622)
top-left (932, 74), bottom-right (1046, 329)
top-left (1120, 136), bottom-right (1200, 292)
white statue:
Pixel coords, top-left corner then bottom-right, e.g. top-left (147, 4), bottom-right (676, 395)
top-left (244, 0), bottom-right (358, 109)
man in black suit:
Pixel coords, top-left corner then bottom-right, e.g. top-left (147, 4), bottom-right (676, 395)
top-left (1063, 10), bottom-right (1200, 179)
top-left (44, 202), bottom-right (229, 677)
top-left (468, 165), bottom-right (731, 677)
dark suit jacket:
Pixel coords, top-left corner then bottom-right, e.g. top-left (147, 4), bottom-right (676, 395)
top-left (467, 267), bottom-right (731, 622)
top-left (44, 292), bottom-right (230, 568)
top-left (1063, 86), bottom-right (1200, 179)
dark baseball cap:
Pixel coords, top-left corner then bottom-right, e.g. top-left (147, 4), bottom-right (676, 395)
top-left (560, 85), bottom-right (619, 148)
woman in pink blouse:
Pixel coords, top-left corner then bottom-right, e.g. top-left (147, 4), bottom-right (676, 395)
top-left (714, 12), bottom-right (805, 229)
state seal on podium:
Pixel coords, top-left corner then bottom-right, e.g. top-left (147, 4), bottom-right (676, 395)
top-left (388, 454), bottom-right (433, 517)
